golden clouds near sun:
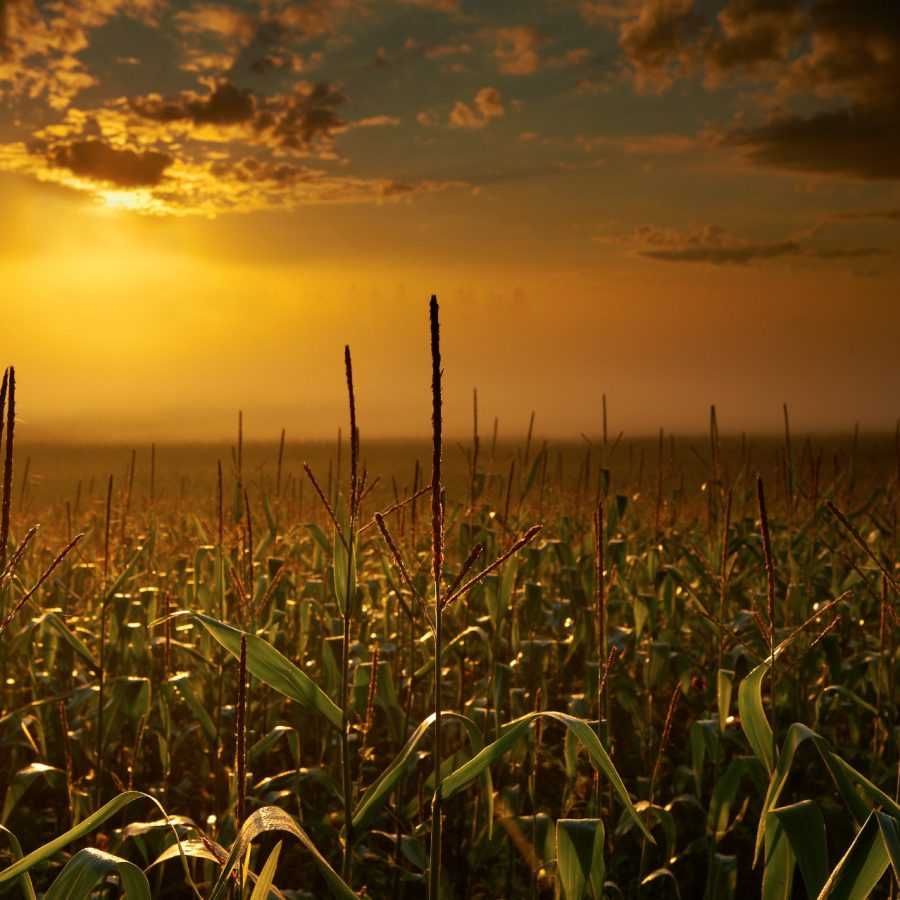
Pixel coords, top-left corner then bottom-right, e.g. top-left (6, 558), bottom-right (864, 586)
top-left (98, 189), bottom-right (157, 213)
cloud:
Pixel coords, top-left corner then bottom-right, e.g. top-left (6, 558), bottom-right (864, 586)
top-left (581, 0), bottom-right (900, 180)
top-left (352, 115), bottom-right (401, 128)
top-left (721, 103), bottom-right (900, 180)
top-left (493, 26), bottom-right (542, 75)
top-left (629, 223), bottom-right (800, 264)
top-left (129, 80), bottom-right (348, 151)
top-left (642, 243), bottom-right (798, 263)
top-left (424, 42), bottom-right (472, 60)
top-left (132, 81), bottom-right (256, 126)
top-left (45, 139), bottom-right (173, 187)
top-left (0, 0), bottom-right (167, 108)
top-left (832, 208), bottom-right (900, 223)
top-left (1, 129), bottom-right (470, 217)
top-left (397, 0), bottom-right (460, 12)
top-left (703, 0), bottom-right (806, 84)
top-left (257, 81), bottom-right (346, 149)
top-left (1, 1), bottom-right (485, 217)
top-left (175, 4), bottom-right (255, 43)
top-left (619, 0), bottom-right (703, 92)
top-left (577, 132), bottom-right (699, 155)
top-left (449, 87), bottom-right (504, 129)
top-left (579, 0), bottom-right (644, 25)
top-left (628, 223), bottom-right (892, 266)
top-left (808, 246), bottom-right (890, 260)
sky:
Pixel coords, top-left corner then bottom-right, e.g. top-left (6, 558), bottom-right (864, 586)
top-left (1, 0), bottom-right (899, 442)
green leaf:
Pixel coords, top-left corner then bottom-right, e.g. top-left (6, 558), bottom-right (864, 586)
top-left (44, 848), bottom-right (150, 900)
top-left (762, 809), bottom-right (795, 900)
top-left (738, 656), bottom-right (774, 774)
top-left (167, 673), bottom-right (217, 744)
top-left (708, 757), bottom-right (767, 842)
top-left (752, 723), bottom-right (898, 866)
top-left (249, 840), bottom-right (282, 900)
top-left (39, 612), bottom-right (98, 669)
top-left (629, 802), bottom-right (677, 864)
top-left (207, 806), bottom-right (357, 900)
top-left (738, 620), bottom-right (827, 776)
top-left (818, 811), bottom-right (891, 900)
top-left (690, 719), bottom-right (719, 793)
top-left (305, 523), bottom-right (332, 556)
top-left (875, 812), bottom-right (900, 887)
top-left (771, 801), bottom-right (828, 899)
top-left (440, 711), bottom-right (652, 842)
top-left (1, 763), bottom-right (63, 825)
top-left (149, 838), bottom-right (224, 869)
top-left (333, 527), bottom-right (356, 617)
top-left (103, 677), bottom-right (151, 744)
top-left (704, 853), bottom-right (737, 900)
top-left (102, 534), bottom-right (154, 606)
top-left (717, 669), bottom-right (734, 733)
top-left (0, 824), bottom-right (36, 900)
top-left (641, 868), bottom-right (682, 899)
top-left (0, 791), bottom-right (197, 897)
top-left (413, 626), bottom-right (490, 682)
top-left (191, 612), bottom-right (342, 730)
top-left (353, 711), bottom-right (491, 838)
top-left (556, 818), bottom-right (605, 900)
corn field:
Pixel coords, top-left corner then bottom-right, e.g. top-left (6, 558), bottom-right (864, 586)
top-left (0, 296), bottom-right (897, 899)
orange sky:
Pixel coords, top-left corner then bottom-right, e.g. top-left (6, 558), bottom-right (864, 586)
top-left (2, 0), bottom-right (899, 440)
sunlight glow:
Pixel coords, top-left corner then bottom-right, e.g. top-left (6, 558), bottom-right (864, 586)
top-left (98, 189), bottom-right (154, 213)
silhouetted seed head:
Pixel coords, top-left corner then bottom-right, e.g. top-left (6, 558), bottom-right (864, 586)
top-left (448, 543), bottom-right (485, 598)
top-left (809, 615), bottom-right (840, 650)
top-left (0, 524), bottom-right (38, 590)
top-left (597, 645), bottom-right (619, 701)
top-left (0, 532), bottom-right (84, 638)
top-left (443, 524), bottom-right (542, 610)
top-left (429, 296), bottom-right (443, 595)
top-left (826, 500), bottom-right (899, 592)
top-left (304, 462), bottom-right (345, 545)
top-left (364, 644), bottom-right (379, 737)
top-left (0, 366), bottom-right (15, 570)
top-left (649, 685), bottom-right (681, 802)
top-left (103, 474), bottom-right (113, 584)
top-left (756, 475), bottom-right (776, 631)
top-left (345, 345), bottom-right (359, 518)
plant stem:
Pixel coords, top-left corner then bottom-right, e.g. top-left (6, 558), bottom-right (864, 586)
top-left (428, 295), bottom-right (444, 900)
top-left (96, 473), bottom-right (113, 809)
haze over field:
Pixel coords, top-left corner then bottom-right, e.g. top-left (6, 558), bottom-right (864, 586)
top-left (3, 0), bottom-right (899, 439)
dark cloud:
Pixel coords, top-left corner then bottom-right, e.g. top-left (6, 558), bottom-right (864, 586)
top-left (722, 104), bottom-right (900, 180)
top-left (787, 0), bottom-right (900, 104)
top-left (131, 81), bottom-right (256, 125)
top-left (46, 139), bottom-right (173, 187)
top-left (130, 79), bottom-right (346, 150)
top-left (833, 209), bottom-right (900, 222)
top-left (641, 239), bottom-right (800, 264)
top-left (595, 0), bottom-right (900, 179)
top-left (210, 155), bottom-right (317, 185)
top-left (808, 246), bottom-right (890, 260)
top-left (633, 222), bottom-right (892, 265)
top-left (704, 0), bottom-right (805, 80)
top-left (256, 81), bottom-right (346, 149)
top-left (619, 0), bottom-right (703, 90)
top-left (713, 0), bottom-right (900, 180)
top-left (0, 0), bottom-right (9, 51)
